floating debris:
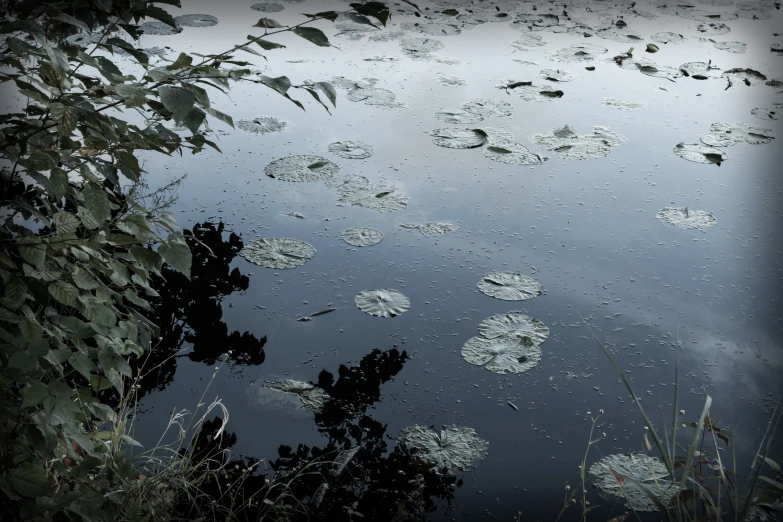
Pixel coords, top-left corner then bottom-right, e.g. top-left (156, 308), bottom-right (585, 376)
top-left (265, 155), bottom-right (339, 182)
top-left (311, 308), bottom-right (336, 317)
top-left (656, 207), bottom-right (717, 231)
top-left (477, 271), bottom-right (543, 301)
top-left (673, 143), bottom-right (728, 165)
top-left (328, 141), bottom-right (374, 159)
top-left (355, 289), bottom-right (410, 317)
top-left (529, 124), bottom-right (626, 160)
top-left (646, 43), bottom-right (660, 53)
top-left (397, 425), bottom-right (488, 473)
top-left (342, 227), bottom-right (383, 246)
top-left (240, 238), bottom-right (316, 269)
top-left (284, 212), bottom-right (305, 219)
top-left (401, 222), bottom-right (459, 237)
top-left (679, 61), bottom-right (722, 80)
top-left (696, 22), bottom-right (731, 35)
top-left (246, 379), bottom-right (329, 414)
top-left (237, 116), bottom-right (287, 134)
top-left (498, 80), bottom-right (565, 101)
top-left (589, 454), bottom-right (681, 512)
top-left (462, 334), bottom-right (542, 374)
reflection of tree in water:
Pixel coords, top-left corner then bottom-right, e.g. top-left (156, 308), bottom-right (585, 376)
top-left (184, 348), bottom-right (457, 521)
top-left (135, 221), bottom-right (266, 398)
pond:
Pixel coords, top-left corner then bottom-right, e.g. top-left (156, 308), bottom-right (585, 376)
top-left (130, 0), bottom-right (783, 519)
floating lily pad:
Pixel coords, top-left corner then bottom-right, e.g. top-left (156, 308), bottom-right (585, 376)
top-left (484, 140), bottom-right (542, 165)
top-left (708, 122), bottom-right (774, 144)
top-left (499, 81), bottom-right (565, 101)
top-left (434, 108), bottom-right (484, 124)
top-left (478, 271), bottom-right (543, 301)
top-left (461, 98), bottom-right (513, 118)
top-left (401, 222), bottom-right (459, 237)
top-left (339, 182), bottom-right (407, 213)
top-left (435, 73), bottom-right (465, 86)
top-left (265, 155), bottom-right (339, 182)
top-left (700, 133), bottom-right (735, 147)
top-left (679, 61), bottom-right (722, 79)
top-left (589, 454), bottom-right (681, 512)
top-left (477, 313), bottom-right (549, 344)
top-left (509, 33), bottom-right (547, 51)
top-left (247, 379), bottom-right (328, 414)
top-left (696, 22), bottom-right (731, 35)
top-left (430, 128), bottom-right (487, 149)
top-left (696, 0), bottom-right (734, 5)
top-left (652, 32), bottom-right (684, 43)
top-left (530, 125), bottom-right (626, 160)
top-left (355, 289), bottom-right (410, 317)
top-left (250, 2), bottom-right (283, 12)
top-left (714, 41), bottom-right (747, 53)
top-left (461, 334), bottom-right (542, 374)
top-left (397, 425), bottom-right (488, 473)
top-left (637, 63), bottom-right (683, 80)
top-left (324, 172), bottom-right (369, 192)
top-left (751, 108), bottom-right (778, 120)
top-left (140, 21), bottom-right (182, 35)
top-left (400, 36), bottom-right (445, 55)
top-left (237, 116), bottom-right (287, 134)
top-left (601, 97), bottom-right (648, 111)
top-left (550, 43), bottom-right (608, 63)
top-left (673, 143), bottom-right (728, 165)
top-left (656, 207), bottom-right (717, 231)
top-left (402, 21), bottom-right (461, 36)
top-left (736, 1), bottom-right (772, 19)
top-left (328, 141), bottom-right (374, 159)
top-left (540, 69), bottom-right (575, 82)
top-left (678, 9), bottom-right (738, 21)
top-left (174, 14), bottom-right (218, 27)
top-left (342, 227), bottom-right (383, 247)
top-left (723, 68), bottom-right (767, 84)
top-left (596, 25), bottom-right (645, 43)
top-left (240, 238), bottom-right (316, 269)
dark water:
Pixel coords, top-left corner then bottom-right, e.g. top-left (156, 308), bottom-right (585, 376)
top-left (130, 0), bottom-right (783, 519)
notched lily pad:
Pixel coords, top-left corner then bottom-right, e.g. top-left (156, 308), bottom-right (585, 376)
top-left (338, 182), bottom-right (407, 213)
top-left (509, 33), bottom-right (546, 51)
top-left (708, 122), bottom-right (774, 145)
top-left (265, 155), bottom-right (339, 182)
top-left (328, 141), bottom-right (374, 159)
top-left (401, 222), bottom-right (459, 237)
top-left (656, 207), bottom-right (717, 231)
top-left (477, 313), bottom-right (549, 344)
top-left (435, 108), bottom-right (484, 125)
top-left (478, 271), bottom-right (543, 301)
top-left (697, 22), bottom-right (730, 34)
top-left (589, 454), bottom-right (681, 512)
top-left (673, 143), bottom-right (728, 165)
top-left (679, 61), bottom-right (722, 79)
top-left (240, 238), bottom-right (316, 269)
top-left (530, 124), bottom-right (626, 160)
top-left (540, 68), bottom-right (575, 82)
top-left (355, 289), bottom-right (410, 317)
top-left (484, 140), bottom-right (542, 165)
top-left (247, 379), bottom-right (328, 414)
top-left (461, 334), bottom-right (542, 374)
top-left (397, 425), bottom-right (488, 473)
top-left (400, 36), bottom-right (445, 56)
top-left (430, 128), bottom-right (487, 149)
top-left (436, 73), bottom-right (466, 86)
top-left (342, 227), bottom-right (383, 247)
top-left (237, 116), bottom-right (287, 134)
top-left (461, 98), bottom-right (513, 118)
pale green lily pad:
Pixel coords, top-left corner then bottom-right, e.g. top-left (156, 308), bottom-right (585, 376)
top-left (430, 128), bottom-right (487, 149)
top-left (697, 22), bottom-right (731, 35)
top-left (246, 379), bottom-right (328, 414)
top-left (265, 155), bottom-right (339, 182)
top-left (237, 116), bottom-right (287, 134)
top-left (478, 271), bottom-right (543, 301)
top-left (509, 33), bottom-right (546, 51)
top-left (596, 25), bottom-right (644, 43)
top-left (600, 98), bottom-right (647, 110)
top-left (461, 334), bottom-right (542, 374)
top-left (435, 73), bottom-right (466, 86)
top-left (461, 98), bottom-right (513, 118)
top-left (589, 453), bottom-right (681, 512)
top-left (401, 222), bottom-right (459, 237)
top-left (708, 122), bottom-right (774, 145)
top-left (435, 108), bottom-right (484, 124)
top-left (342, 227), bottom-right (383, 247)
top-left (530, 125), bottom-right (626, 160)
top-left (550, 43), bottom-right (608, 63)
top-left (714, 41), bottom-right (746, 53)
top-left (355, 289), bottom-right (410, 317)
top-left (328, 141), bottom-right (374, 159)
top-left (477, 314), bottom-right (550, 344)
top-left (397, 425), bottom-right (488, 473)
top-left (540, 68), bottom-right (575, 82)
top-left (338, 182), bottom-right (407, 213)
top-left (484, 140), bottom-right (542, 165)
top-left (240, 238), bottom-right (315, 269)
top-left (400, 36), bottom-right (445, 54)
top-left (700, 133), bottom-right (735, 147)
top-left (250, 2), bottom-right (283, 12)
top-left (673, 143), bottom-right (728, 165)
top-left (679, 61), bottom-right (722, 79)
top-left (499, 80), bottom-right (565, 101)
top-left (652, 32), bottom-right (684, 43)
top-left (656, 207), bottom-right (717, 231)
top-left (325, 173), bottom-right (369, 192)
top-left (174, 14), bottom-right (218, 27)
top-left (751, 108), bottom-right (778, 120)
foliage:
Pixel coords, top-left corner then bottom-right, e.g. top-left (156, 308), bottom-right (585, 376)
top-left (0, 0), bottom-right (390, 519)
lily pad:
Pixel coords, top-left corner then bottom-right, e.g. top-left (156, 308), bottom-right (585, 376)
top-left (324, 172), bottom-right (369, 192)
top-left (696, 22), bottom-right (731, 35)
top-left (140, 21), bottom-right (182, 35)
top-left (247, 379), bottom-right (328, 414)
top-left (434, 108), bottom-right (484, 125)
top-left (723, 68), bottom-right (767, 84)
top-left (430, 128), bottom-right (487, 149)
top-left (174, 14), bottom-right (218, 27)
top-left (656, 207), bottom-right (717, 231)
top-left (751, 108), bottom-right (778, 120)
top-left (529, 125), bottom-right (626, 160)
top-left (509, 33), bottom-right (547, 51)
top-left (435, 73), bottom-right (466, 86)
top-left (402, 21), bottom-right (461, 36)
top-left (673, 143), bottom-right (728, 165)
top-left (461, 334), bottom-right (542, 374)
top-left (355, 289), bottom-right (410, 317)
top-left (713, 41), bottom-right (747, 53)
top-left (237, 116), bottom-right (287, 134)
top-left (397, 425), bottom-right (488, 473)
top-left (500, 81), bottom-right (565, 102)
top-left (250, 2), bottom-right (284, 12)
top-left (401, 222), bottom-right (459, 237)
top-left (679, 61), bottom-right (722, 79)
top-left (652, 32), bottom-right (684, 43)
top-left (338, 182), bottom-right (407, 213)
top-left (484, 140), bottom-right (542, 165)
top-left (400, 36), bottom-right (445, 55)
top-left (589, 454), bottom-right (681, 512)
top-left (596, 25), bottom-right (645, 43)
top-left (461, 98), bottom-right (513, 118)
top-left (600, 98), bottom-right (647, 110)
top-left (478, 271), bottom-right (543, 301)
top-left (707, 122), bottom-right (774, 144)
top-left (540, 69), bottom-right (575, 82)
top-left (678, 9), bottom-right (738, 22)
top-left (736, 1), bottom-right (772, 19)
top-left (240, 238), bottom-right (316, 269)
top-left (265, 155), bottom-right (339, 182)
top-left (477, 313), bottom-right (549, 344)
top-left (550, 43), bottom-right (608, 63)
top-left (700, 133), bottom-right (735, 147)
top-left (328, 141), bottom-right (374, 159)
top-left (342, 227), bottom-right (383, 247)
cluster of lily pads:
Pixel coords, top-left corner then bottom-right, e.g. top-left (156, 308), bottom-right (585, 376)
top-left (674, 121), bottom-right (774, 166)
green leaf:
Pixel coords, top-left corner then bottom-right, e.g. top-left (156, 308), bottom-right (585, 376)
top-left (50, 168), bottom-right (69, 199)
top-left (204, 106), bottom-right (234, 128)
top-left (292, 27), bottom-right (331, 47)
top-left (8, 350), bottom-right (37, 371)
top-left (19, 315), bottom-right (43, 341)
top-left (183, 107), bottom-right (206, 133)
top-left (77, 207), bottom-right (100, 229)
top-left (166, 52), bottom-right (193, 70)
top-left (2, 279), bottom-right (27, 309)
top-left (18, 244), bottom-right (46, 270)
top-left (253, 38), bottom-right (285, 51)
top-left (345, 12), bottom-right (379, 28)
top-left (351, 2), bottom-right (391, 26)
top-left (158, 86), bottom-right (196, 124)
top-left (313, 81), bottom-right (337, 107)
top-left (83, 184), bottom-right (111, 223)
top-left (41, 39), bottom-right (70, 76)
top-left (49, 281), bottom-right (79, 308)
top-left (159, 240), bottom-right (191, 279)
top-left (22, 383), bottom-right (48, 408)
top-left (53, 212), bottom-right (80, 237)
top-left (7, 463), bottom-right (51, 498)
top-left (130, 245), bottom-right (163, 272)
top-left (259, 75), bottom-right (291, 95)
top-left (764, 457), bottom-right (780, 472)
top-left (759, 476), bottom-right (783, 492)
top-left (253, 18), bottom-right (283, 28)
top-left (98, 349), bottom-right (131, 391)
top-left (54, 13), bottom-right (91, 33)
top-left (304, 11), bottom-right (340, 22)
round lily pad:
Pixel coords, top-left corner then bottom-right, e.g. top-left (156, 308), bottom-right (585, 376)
top-left (589, 454), bottom-right (681, 512)
top-left (708, 122), bottom-right (774, 145)
top-left (679, 61), bottom-right (722, 79)
top-left (400, 36), bottom-right (445, 54)
top-left (246, 379), bottom-right (328, 414)
top-left (736, 1), bottom-right (772, 19)
top-left (402, 21), bottom-right (461, 36)
top-left (325, 173), bottom-right (369, 192)
top-left (435, 74), bottom-right (466, 86)
top-left (355, 289), bottom-right (410, 317)
top-left (240, 238), bottom-right (316, 269)
top-left (328, 141), bottom-right (374, 159)
top-left (540, 68), bottom-right (575, 82)
top-left (596, 25), bottom-right (644, 43)
top-left (478, 271), bottom-right (543, 301)
top-left (697, 22), bottom-right (730, 35)
top-left (751, 108), bottom-right (778, 120)
top-left (461, 334), bottom-right (542, 374)
top-left (430, 128), bottom-right (487, 149)
top-left (673, 143), bottom-right (728, 165)
top-left (656, 207), bottom-right (717, 231)
top-left (401, 222), bottom-right (459, 237)
top-left (484, 140), bottom-right (542, 165)
top-left (174, 14), bottom-right (218, 27)
top-left (140, 21), bottom-right (182, 35)
top-left (651, 32), bottom-right (684, 43)
top-left (397, 425), bottom-right (488, 473)
top-left (700, 133), bottom-right (735, 147)
top-left (342, 227), bottom-right (383, 247)
top-left (530, 125), bottom-right (626, 160)
top-left (461, 98), bottom-right (513, 118)
top-left (237, 116), bottom-right (287, 134)
top-left (713, 41), bottom-right (746, 53)
top-left (250, 2), bottom-right (283, 12)
top-left (600, 98), bottom-right (647, 110)
top-left (509, 33), bottom-right (546, 51)
top-left (265, 155), bottom-right (339, 182)
top-left (435, 108), bottom-right (484, 124)
top-left (338, 182), bottom-right (407, 213)
top-left (550, 43), bottom-right (608, 63)
top-left (478, 314), bottom-right (550, 344)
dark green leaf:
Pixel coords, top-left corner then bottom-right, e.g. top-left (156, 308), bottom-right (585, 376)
top-left (292, 27), bottom-right (331, 47)
top-left (49, 281), bottom-right (79, 308)
top-left (158, 86), bottom-right (196, 124)
top-left (83, 184), bottom-right (111, 223)
top-left (158, 240), bottom-right (191, 279)
top-left (253, 18), bottom-right (283, 28)
top-left (204, 106), bottom-right (234, 128)
top-left (22, 383), bottom-right (48, 408)
top-left (7, 463), bottom-right (51, 498)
